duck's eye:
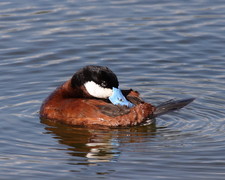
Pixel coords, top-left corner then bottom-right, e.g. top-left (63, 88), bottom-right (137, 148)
top-left (101, 81), bottom-right (107, 87)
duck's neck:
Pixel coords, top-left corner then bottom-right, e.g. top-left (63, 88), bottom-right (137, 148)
top-left (60, 79), bottom-right (91, 98)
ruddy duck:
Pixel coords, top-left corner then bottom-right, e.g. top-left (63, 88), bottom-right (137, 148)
top-left (40, 65), bottom-right (194, 127)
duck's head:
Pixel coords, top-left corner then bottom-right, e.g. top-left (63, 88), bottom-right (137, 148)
top-left (71, 65), bottom-right (134, 107)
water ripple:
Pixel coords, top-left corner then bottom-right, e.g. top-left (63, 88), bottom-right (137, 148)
top-left (1, 0), bottom-right (225, 179)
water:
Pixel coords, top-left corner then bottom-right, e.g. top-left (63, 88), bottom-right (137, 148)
top-left (1, 0), bottom-right (225, 179)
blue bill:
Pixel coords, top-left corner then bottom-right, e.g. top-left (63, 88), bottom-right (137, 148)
top-left (109, 87), bottom-right (134, 108)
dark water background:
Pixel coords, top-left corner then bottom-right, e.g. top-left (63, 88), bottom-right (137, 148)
top-left (1, 0), bottom-right (225, 179)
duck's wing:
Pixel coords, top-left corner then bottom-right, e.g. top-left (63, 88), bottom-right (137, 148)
top-left (97, 104), bottom-right (131, 117)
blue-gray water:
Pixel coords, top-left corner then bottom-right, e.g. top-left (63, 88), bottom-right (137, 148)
top-left (1, 0), bottom-right (225, 179)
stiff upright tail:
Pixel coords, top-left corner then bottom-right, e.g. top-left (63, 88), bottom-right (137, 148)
top-left (153, 98), bottom-right (195, 117)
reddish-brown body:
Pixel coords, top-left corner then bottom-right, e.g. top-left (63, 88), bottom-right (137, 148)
top-left (40, 80), bottom-right (156, 127)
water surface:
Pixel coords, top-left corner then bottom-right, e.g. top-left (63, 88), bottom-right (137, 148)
top-left (1, 0), bottom-right (225, 179)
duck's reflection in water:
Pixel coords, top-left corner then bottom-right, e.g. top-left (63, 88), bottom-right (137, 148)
top-left (41, 119), bottom-right (156, 163)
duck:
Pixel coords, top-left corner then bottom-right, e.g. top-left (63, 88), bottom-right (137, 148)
top-left (40, 65), bottom-right (194, 127)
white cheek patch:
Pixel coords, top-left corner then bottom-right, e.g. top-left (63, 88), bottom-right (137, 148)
top-left (84, 81), bottom-right (113, 99)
